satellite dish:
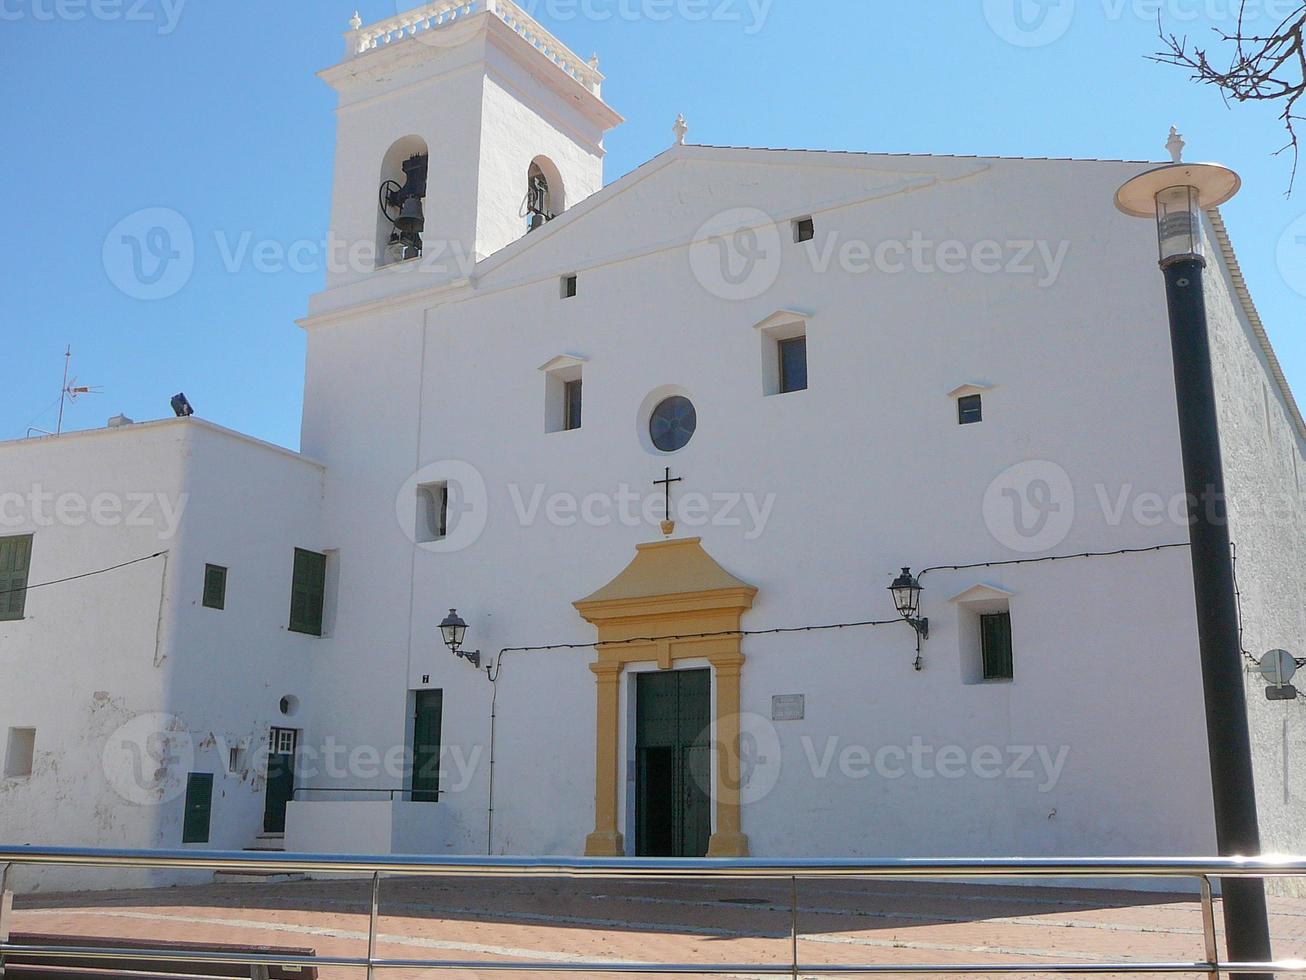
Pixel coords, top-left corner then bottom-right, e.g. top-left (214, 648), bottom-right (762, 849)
top-left (1259, 649), bottom-right (1298, 688)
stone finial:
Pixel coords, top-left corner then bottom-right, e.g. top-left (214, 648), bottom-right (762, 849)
top-left (1167, 126), bottom-right (1185, 164)
top-left (349, 10), bottom-right (362, 30)
top-left (589, 52), bottom-right (600, 70)
top-left (673, 113), bottom-right (688, 147)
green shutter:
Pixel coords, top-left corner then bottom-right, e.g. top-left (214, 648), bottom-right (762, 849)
top-left (202, 564), bottom-right (227, 610)
top-left (288, 549), bottom-right (326, 636)
top-left (182, 773), bottom-right (214, 844)
top-left (411, 690), bottom-right (443, 803)
top-left (0, 535), bottom-right (33, 622)
top-left (981, 612), bottom-right (1014, 680)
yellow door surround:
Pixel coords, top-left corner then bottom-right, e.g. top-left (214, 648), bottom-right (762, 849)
top-left (574, 537), bottom-right (757, 858)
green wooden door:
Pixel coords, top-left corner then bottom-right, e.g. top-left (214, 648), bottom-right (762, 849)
top-left (182, 773), bottom-right (214, 844)
top-left (262, 729), bottom-right (296, 833)
top-left (411, 690), bottom-right (443, 803)
top-left (635, 669), bottom-right (711, 857)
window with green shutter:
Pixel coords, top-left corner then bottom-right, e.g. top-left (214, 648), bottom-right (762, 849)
top-left (980, 612), bottom-right (1014, 681)
top-left (410, 690), bottom-right (443, 803)
top-left (0, 535), bottom-right (33, 622)
top-left (288, 549), bottom-right (326, 636)
top-left (182, 772), bottom-right (214, 844)
top-left (202, 564), bottom-right (227, 610)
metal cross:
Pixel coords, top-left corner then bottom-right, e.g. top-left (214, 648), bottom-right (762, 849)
top-left (653, 466), bottom-right (683, 522)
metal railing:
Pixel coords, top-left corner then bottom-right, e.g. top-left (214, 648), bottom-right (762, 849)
top-left (2, 847), bottom-right (1306, 978)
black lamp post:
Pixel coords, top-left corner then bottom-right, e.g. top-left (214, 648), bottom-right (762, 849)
top-left (889, 567), bottom-right (929, 671)
top-left (1116, 140), bottom-right (1271, 978)
top-left (440, 609), bottom-right (481, 669)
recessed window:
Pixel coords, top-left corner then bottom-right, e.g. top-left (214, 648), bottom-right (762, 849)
top-left (182, 772), bottom-right (214, 844)
top-left (288, 548), bottom-right (327, 637)
top-left (0, 534), bottom-right (33, 622)
top-left (980, 612), bottom-right (1014, 681)
top-left (202, 564), bottom-right (227, 610)
top-left (228, 747), bottom-right (245, 773)
top-left (561, 274), bottom-right (578, 299)
top-left (5, 727), bottom-right (35, 778)
top-left (958, 394), bottom-right (983, 425)
top-left (564, 379), bottom-right (583, 431)
top-left (417, 483), bottom-right (450, 543)
top-left (793, 217), bottom-right (815, 243)
top-left (649, 396), bottom-right (697, 453)
top-left (778, 336), bottom-right (808, 394)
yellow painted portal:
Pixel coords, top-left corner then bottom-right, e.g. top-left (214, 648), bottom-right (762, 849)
top-left (573, 538), bottom-right (757, 858)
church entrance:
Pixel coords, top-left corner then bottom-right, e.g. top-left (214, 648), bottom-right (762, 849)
top-left (635, 669), bottom-right (711, 857)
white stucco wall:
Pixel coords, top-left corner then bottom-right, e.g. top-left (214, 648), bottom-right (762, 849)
top-left (1203, 219), bottom-right (1306, 894)
top-left (294, 148), bottom-right (1273, 866)
top-left (0, 419), bottom-right (324, 890)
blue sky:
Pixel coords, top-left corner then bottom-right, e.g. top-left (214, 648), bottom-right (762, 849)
top-left (2, 0), bottom-right (1304, 449)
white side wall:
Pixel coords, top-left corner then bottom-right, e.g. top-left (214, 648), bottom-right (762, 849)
top-left (0, 419), bottom-right (324, 891)
top-left (1204, 221), bottom-right (1306, 894)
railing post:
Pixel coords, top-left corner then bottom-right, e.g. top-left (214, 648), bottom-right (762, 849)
top-left (366, 870), bottom-right (381, 980)
top-left (1200, 874), bottom-right (1222, 980)
top-left (0, 862), bottom-right (13, 978)
top-left (790, 875), bottom-right (798, 980)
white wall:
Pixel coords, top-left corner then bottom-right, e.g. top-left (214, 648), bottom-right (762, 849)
top-left (297, 149), bottom-right (1263, 863)
top-left (1204, 220), bottom-right (1306, 894)
top-left (0, 419), bottom-right (324, 890)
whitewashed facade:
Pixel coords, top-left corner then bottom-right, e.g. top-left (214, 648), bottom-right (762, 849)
top-left (1, 3), bottom-right (1304, 891)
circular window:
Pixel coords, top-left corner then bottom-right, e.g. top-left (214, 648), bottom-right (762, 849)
top-left (279, 696), bottom-right (300, 718)
top-left (649, 396), bottom-right (697, 453)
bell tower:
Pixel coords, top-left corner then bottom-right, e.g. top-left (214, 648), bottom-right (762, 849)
top-left (316, 2), bottom-right (622, 292)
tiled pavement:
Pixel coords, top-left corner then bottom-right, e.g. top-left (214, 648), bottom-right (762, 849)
top-left (11, 874), bottom-right (1306, 978)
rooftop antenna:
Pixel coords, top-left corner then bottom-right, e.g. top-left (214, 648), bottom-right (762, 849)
top-left (55, 346), bottom-right (102, 434)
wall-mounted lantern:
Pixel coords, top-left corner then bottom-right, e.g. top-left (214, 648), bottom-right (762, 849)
top-left (440, 609), bottom-right (481, 669)
top-left (889, 567), bottom-right (929, 671)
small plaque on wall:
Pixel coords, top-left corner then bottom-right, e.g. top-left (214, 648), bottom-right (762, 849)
top-left (772, 694), bottom-right (805, 721)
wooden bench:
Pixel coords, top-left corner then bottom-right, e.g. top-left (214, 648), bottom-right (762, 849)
top-left (1, 933), bottom-right (317, 980)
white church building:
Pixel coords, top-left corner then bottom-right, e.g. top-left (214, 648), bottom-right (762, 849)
top-left (2, 1), bottom-right (1305, 888)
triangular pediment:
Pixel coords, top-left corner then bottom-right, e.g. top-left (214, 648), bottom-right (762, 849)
top-left (575, 537), bottom-right (756, 617)
top-left (752, 309), bottom-right (813, 332)
top-left (538, 353), bottom-right (588, 373)
top-left (947, 382), bottom-right (996, 399)
top-left (949, 583), bottom-right (1015, 604)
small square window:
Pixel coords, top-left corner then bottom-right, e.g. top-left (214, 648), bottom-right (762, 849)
top-left (793, 217), bottom-right (815, 243)
top-left (561, 274), bottom-right (578, 299)
top-left (958, 394), bottom-right (983, 425)
top-left (228, 746), bottom-right (245, 773)
top-left (202, 564), bottom-right (227, 610)
top-left (980, 612), bottom-right (1013, 681)
top-left (778, 336), bottom-right (808, 394)
top-left (417, 483), bottom-right (449, 543)
top-left (4, 727), bottom-right (35, 778)
top-left (564, 379), bottom-right (583, 431)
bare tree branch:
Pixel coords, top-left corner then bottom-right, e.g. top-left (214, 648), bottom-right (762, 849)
top-left (1152, 2), bottom-right (1306, 194)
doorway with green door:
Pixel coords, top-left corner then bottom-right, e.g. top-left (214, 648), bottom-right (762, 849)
top-left (634, 668), bottom-right (712, 858)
